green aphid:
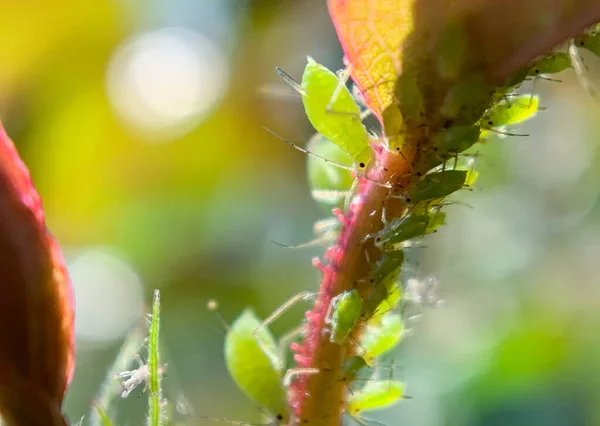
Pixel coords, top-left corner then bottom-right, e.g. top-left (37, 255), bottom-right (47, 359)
top-left (301, 57), bottom-right (372, 166)
top-left (363, 251), bottom-right (405, 317)
top-left (306, 133), bottom-right (355, 212)
top-left (347, 380), bottom-right (406, 418)
top-left (417, 125), bottom-right (480, 173)
top-left (407, 170), bottom-right (468, 204)
top-left (326, 289), bottom-right (362, 344)
top-left (425, 209), bottom-right (447, 233)
top-left (381, 215), bottom-right (430, 249)
top-left (394, 72), bottom-right (425, 123)
top-left (371, 250), bottom-right (405, 284)
top-left (374, 215), bottom-right (430, 251)
top-left (341, 355), bottom-right (369, 383)
top-left (483, 94), bottom-right (539, 129)
top-left (361, 313), bottom-right (405, 366)
top-left (382, 103), bottom-right (404, 138)
top-left (435, 21), bottom-right (470, 81)
top-left (224, 310), bottom-right (288, 423)
top-left (575, 31), bottom-right (600, 57)
top-left (528, 52), bottom-right (572, 76)
top-left (441, 72), bottom-right (492, 121)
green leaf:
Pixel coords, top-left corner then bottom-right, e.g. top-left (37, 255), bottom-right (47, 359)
top-left (147, 289), bottom-right (164, 426)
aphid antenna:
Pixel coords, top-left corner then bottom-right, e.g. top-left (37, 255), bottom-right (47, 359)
top-left (253, 291), bottom-right (317, 338)
top-left (282, 367), bottom-right (321, 387)
top-left (485, 127), bottom-right (530, 137)
top-left (207, 299), bottom-right (231, 332)
top-left (194, 414), bottom-right (268, 426)
top-left (275, 67), bottom-right (306, 96)
top-left (257, 83), bottom-right (301, 101)
top-left (262, 126), bottom-right (392, 189)
top-left (270, 238), bottom-right (325, 250)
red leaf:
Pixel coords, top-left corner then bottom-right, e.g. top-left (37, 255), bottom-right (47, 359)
top-left (327, 0), bottom-right (413, 121)
top-left (0, 122), bottom-right (74, 425)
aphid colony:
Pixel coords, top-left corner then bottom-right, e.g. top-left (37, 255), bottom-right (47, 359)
top-left (217, 22), bottom-right (600, 426)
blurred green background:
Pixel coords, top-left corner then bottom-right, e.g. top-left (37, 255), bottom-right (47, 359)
top-left (2, 1), bottom-right (600, 425)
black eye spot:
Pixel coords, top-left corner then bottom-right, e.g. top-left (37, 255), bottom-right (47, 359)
top-left (375, 237), bottom-right (381, 242)
top-left (443, 120), bottom-right (453, 129)
top-left (359, 162), bottom-right (365, 168)
top-left (396, 147), bottom-right (400, 151)
top-left (406, 198), bottom-right (412, 203)
top-left (433, 147), bottom-right (438, 152)
top-left (277, 414), bottom-right (284, 421)
top-left (487, 120), bottom-right (493, 126)
top-left (416, 172), bottom-right (422, 177)
top-left (579, 41), bottom-right (585, 46)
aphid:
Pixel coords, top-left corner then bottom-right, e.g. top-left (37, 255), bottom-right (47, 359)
top-left (575, 30), bottom-right (600, 57)
top-left (381, 216), bottom-right (430, 252)
top-left (341, 355), bottom-right (369, 383)
top-left (417, 125), bottom-right (481, 173)
top-left (406, 170), bottom-right (468, 204)
top-left (306, 133), bottom-right (355, 212)
top-left (346, 380), bottom-right (406, 423)
top-left (373, 214), bottom-right (430, 251)
top-left (277, 58), bottom-right (373, 166)
top-left (223, 309), bottom-right (289, 423)
top-left (527, 52), bottom-right (572, 77)
top-left (325, 289), bottom-right (363, 344)
top-left (116, 355), bottom-right (168, 398)
top-left (481, 94), bottom-right (539, 131)
top-left (360, 313), bottom-right (405, 366)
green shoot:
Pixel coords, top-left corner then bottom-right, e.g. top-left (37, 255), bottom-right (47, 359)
top-left (147, 289), bottom-right (164, 426)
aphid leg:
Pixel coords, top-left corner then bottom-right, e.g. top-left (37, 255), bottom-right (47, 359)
top-left (343, 179), bottom-right (360, 212)
top-left (325, 64), bottom-right (361, 119)
top-left (282, 368), bottom-right (320, 387)
top-left (275, 67), bottom-right (307, 96)
top-left (277, 325), bottom-right (306, 359)
top-left (253, 291), bottom-right (316, 369)
top-left (262, 126), bottom-right (392, 189)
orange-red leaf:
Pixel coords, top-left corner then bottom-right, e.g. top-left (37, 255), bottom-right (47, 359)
top-left (0, 122), bottom-right (74, 425)
top-left (327, 0), bottom-right (414, 121)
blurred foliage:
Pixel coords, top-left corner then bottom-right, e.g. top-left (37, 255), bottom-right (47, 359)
top-left (2, 1), bottom-right (600, 425)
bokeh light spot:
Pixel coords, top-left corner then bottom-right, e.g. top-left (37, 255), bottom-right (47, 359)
top-left (106, 27), bottom-right (229, 142)
top-left (69, 247), bottom-right (144, 342)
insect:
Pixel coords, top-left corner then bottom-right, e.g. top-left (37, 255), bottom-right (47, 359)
top-left (416, 124), bottom-right (481, 174)
top-left (481, 94), bottom-right (539, 131)
top-left (370, 213), bottom-right (430, 254)
top-left (346, 380), bottom-right (407, 424)
top-left (276, 58), bottom-right (373, 167)
top-left (574, 29), bottom-right (600, 57)
top-left (325, 289), bottom-right (363, 344)
top-left (223, 309), bottom-right (290, 424)
top-left (527, 52), bottom-right (572, 77)
top-left (406, 170), bottom-right (468, 204)
top-left (360, 313), bottom-right (405, 366)
top-left (306, 133), bottom-right (356, 212)
top-left (116, 355), bottom-right (168, 398)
